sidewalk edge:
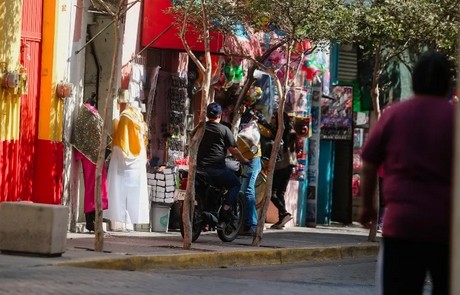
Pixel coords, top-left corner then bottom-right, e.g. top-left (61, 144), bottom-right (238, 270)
top-left (56, 243), bottom-right (379, 271)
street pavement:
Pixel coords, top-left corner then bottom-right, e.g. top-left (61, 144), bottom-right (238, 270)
top-left (0, 223), bottom-right (380, 271)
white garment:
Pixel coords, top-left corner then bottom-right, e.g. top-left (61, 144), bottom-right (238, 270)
top-left (128, 81), bottom-right (141, 101)
top-left (104, 145), bottom-right (150, 227)
top-left (131, 63), bottom-right (145, 84)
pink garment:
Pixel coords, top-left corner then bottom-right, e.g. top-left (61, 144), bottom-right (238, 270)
top-left (84, 103), bottom-right (100, 116)
top-left (377, 165), bottom-right (385, 178)
top-left (75, 149), bottom-right (109, 213)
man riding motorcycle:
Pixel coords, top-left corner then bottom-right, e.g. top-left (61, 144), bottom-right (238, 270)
top-left (197, 102), bottom-right (250, 227)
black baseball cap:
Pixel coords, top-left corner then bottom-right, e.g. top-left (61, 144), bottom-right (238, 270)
top-left (206, 102), bottom-right (222, 119)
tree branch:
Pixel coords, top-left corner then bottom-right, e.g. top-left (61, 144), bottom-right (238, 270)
top-left (180, 0), bottom-right (205, 73)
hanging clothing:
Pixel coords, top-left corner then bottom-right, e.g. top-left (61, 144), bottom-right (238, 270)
top-left (104, 106), bottom-right (149, 228)
top-left (71, 103), bottom-right (104, 164)
top-left (70, 103), bottom-right (109, 218)
top-left (74, 150), bottom-right (109, 214)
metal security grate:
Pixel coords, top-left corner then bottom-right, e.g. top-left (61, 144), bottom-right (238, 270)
top-left (338, 45), bottom-right (358, 83)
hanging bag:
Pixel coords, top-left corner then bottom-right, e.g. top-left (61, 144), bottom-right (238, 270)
top-left (237, 120), bottom-right (261, 155)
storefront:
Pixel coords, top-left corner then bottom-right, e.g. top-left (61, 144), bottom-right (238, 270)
top-left (137, 0), bottom-right (336, 230)
top-left (316, 44), bottom-right (375, 225)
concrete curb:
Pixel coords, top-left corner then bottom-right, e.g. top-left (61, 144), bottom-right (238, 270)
top-left (56, 243), bottom-right (379, 271)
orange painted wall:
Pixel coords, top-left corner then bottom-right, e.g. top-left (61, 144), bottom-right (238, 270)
top-left (32, 0), bottom-right (64, 204)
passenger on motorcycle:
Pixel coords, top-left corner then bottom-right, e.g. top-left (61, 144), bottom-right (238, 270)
top-left (197, 102), bottom-right (250, 227)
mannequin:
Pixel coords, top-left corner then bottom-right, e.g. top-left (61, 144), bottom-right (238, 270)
top-left (71, 103), bottom-right (109, 232)
top-left (104, 98), bottom-right (149, 231)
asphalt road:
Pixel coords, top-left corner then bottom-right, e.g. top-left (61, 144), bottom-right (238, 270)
top-left (159, 256), bottom-right (379, 295)
top-left (0, 256), bottom-right (433, 295)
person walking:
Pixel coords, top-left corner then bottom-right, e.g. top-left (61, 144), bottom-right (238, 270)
top-left (237, 106), bottom-right (263, 236)
top-left (359, 52), bottom-right (454, 295)
top-left (269, 112), bottom-right (297, 229)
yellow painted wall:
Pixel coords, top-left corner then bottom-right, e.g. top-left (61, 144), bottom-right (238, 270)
top-left (0, 0), bottom-right (23, 141)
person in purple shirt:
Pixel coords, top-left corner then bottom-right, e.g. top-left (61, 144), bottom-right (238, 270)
top-left (359, 52), bottom-right (454, 295)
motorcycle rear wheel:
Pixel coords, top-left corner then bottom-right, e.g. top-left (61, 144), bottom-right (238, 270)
top-left (217, 194), bottom-right (244, 242)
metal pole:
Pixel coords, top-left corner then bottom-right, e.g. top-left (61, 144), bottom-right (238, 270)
top-left (451, 26), bottom-right (460, 295)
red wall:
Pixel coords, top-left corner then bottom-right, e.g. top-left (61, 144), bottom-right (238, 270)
top-left (0, 142), bottom-right (20, 202)
top-left (142, 0), bottom-right (223, 52)
top-left (0, 0), bottom-right (43, 202)
top-left (32, 140), bottom-right (63, 204)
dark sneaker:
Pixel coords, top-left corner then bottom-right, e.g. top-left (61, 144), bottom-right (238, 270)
top-left (270, 220), bottom-right (282, 229)
top-left (219, 208), bottom-right (238, 223)
top-left (239, 226), bottom-right (255, 237)
top-left (278, 213), bottom-right (293, 228)
top-left (85, 222), bottom-right (95, 232)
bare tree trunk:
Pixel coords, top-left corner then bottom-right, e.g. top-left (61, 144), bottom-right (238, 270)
top-left (94, 0), bottom-right (124, 252)
top-left (182, 73), bottom-right (210, 249)
top-left (371, 48), bottom-right (382, 119)
top-left (367, 48), bottom-right (382, 243)
top-left (252, 75), bottom-right (285, 246)
top-left (253, 43), bottom-right (293, 246)
top-left (179, 0), bottom-right (212, 249)
top-left (367, 111), bottom-right (379, 242)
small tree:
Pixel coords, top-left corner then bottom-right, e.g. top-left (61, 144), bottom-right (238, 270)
top-left (235, 0), bottom-right (358, 245)
top-left (352, 0), bottom-right (460, 241)
top-left (92, 0), bottom-right (126, 252)
top-left (355, 0), bottom-right (459, 118)
top-left (172, 0), bottom-right (213, 249)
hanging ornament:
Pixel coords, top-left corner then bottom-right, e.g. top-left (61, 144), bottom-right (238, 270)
top-left (305, 66), bottom-right (320, 80)
top-left (244, 86), bottom-right (263, 106)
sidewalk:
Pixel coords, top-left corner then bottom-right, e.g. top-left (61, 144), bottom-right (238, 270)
top-left (2, 224), bottom-right (380, 271)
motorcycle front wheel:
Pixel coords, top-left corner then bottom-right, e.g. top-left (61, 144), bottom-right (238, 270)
top-left (217, 194), bottom-right (244, 242)
top-left (179, 199), bottom-right (203, 242)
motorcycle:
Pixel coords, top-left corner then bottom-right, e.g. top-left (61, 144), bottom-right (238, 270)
top-left (179, 168), bottom-right (245, 242)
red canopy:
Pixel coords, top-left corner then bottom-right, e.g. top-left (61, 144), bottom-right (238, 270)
top-left (142, 0), bottom-right (223, 52)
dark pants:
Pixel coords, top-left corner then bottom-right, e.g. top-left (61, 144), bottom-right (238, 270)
top-left (380, 237), bottom-right (449, 295)
top-left (271, 166), bottom-right (291, 220)
top-left (203, 167), bottom-right (241, 207)
top-left (85, 211), bottom-right (95, 231)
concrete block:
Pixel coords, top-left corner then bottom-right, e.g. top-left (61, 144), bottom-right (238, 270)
top-left (0, 202), bottom-right (69, 256)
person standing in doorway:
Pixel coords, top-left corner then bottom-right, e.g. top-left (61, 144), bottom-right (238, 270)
top-left (359, 52), bottom-right (454, 295)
